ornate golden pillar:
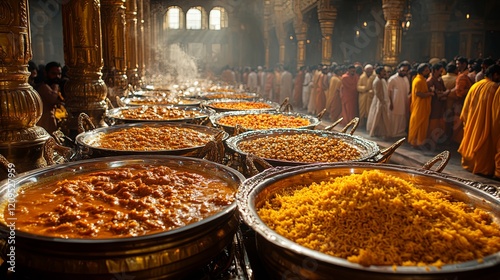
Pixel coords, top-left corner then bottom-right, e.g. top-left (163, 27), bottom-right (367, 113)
top-left (263, 1), bottom-right (272, 68)
top-left (143, 0), bottom-right (151, 74)
top-left (62, 0), bottom-right (108, 132)
top-left (0, 0), bottom-right (50, 179)
top-left (101, 0), bottom-right (128, 103)
top-left (425, 0), bottom-right (450, 59)
top-left (273, 0), bottom-right (286, 65)
top-left (293, 0), bottom-right (307, 69)
top-left (125, 0), bottom-right (140, 86)
top-left (382, 0), bottom-right (405, 66)
top-left (137, 0), bottom-right (145, 81)
top-left (317, 0), bottom-right (337, 65)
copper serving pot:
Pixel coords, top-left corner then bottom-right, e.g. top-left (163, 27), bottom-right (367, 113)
top-left (0, 155), bottom-right (245, 279)
top-left (209, 110), bottom-right (323, 135)
top-left (75, 122), bottom-right (228, 161)
top-left (202, 98), bottom-right (281, 113)
top-left (104, 106), bottom-right (213, 125)
top-left (237, 161), bottom-right (500, 280)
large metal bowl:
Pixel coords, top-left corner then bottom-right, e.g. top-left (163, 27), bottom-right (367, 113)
top-left (225, 128), bottom-right (380, 166)
top-left (237, 162), bottom-right (500, 280)
top-left (202, 98), bottom-right (280, 113)
top-left (75, 122), bottom-right (228, 159)
top-left (198, 91), bottom-right (259, 100)
top-left (119, 96), bottom-right (201, 107)
top-left (105, 106), bottom-right (213, 125)
top-left (0, 155), bottom-right (245, 279)
top-left (210, 111), bottom-right (322, 134)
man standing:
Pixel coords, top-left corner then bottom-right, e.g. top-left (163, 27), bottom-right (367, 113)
top-left (340, 65), bottom-right (359, 125)
top-left (459, 65), bottom-right (500, 176)
top-left (450, 56), bottom-right (472, 144)
top-left (302, 66), bottom-right (312, 110)
top-left (326, 65), bottom-right (343, 122)
top-left (36, 61), bottom-right (63, 134)
top-left (427, 63), bottom-right (450, 144)
top-left (292, 66), bottom-right (305, 109)
top-left (247, 67), bottom-right (258, 93)
top-left (357, 64), bottom-right (375, 128)
top-left (280, 65), bottom-right (293, 102)
top-left (408, 63), bottom-right (434, 148)
top-left (387, 62), bottom-right (411, 138)
top-left (366, 66), bottom-right (390, 138)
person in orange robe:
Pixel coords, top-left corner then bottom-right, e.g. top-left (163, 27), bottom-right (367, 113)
top-left (315, 66), bottom-right (329, 114)
top-left (493, 85), bottom-right (500, 179)
top-left (326, 66), bottom-right (344, 122)
top-left (292, 66), bottom-right (305, 109)
top-left (459, 64), bottom-right (500, 176)
top-left (450, 57), bottom-right (473, 143)
top-left (408, 63), bottom-right (434, 147)
top-left (340, 65), bottom-right (359, 125)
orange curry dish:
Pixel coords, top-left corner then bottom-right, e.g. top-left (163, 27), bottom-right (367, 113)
top-left (217, 113), bottom-right (311, 130)
top-left (86, 126), bottom-right (213, 151)
top-left (204, 93), bottom-right (255, 99)
top-left (9, 165), bottom-right (236, 239)
top-left (117, 106), bottom-right (205, 120)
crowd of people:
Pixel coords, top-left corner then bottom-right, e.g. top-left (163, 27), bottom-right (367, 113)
top-left (219, 57), bottom-right (500, 179)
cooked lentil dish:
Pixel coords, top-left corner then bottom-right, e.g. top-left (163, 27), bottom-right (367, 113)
top-left (258, 170), bottom-right (500, 267)
top-left (86, 126), bottom-right (213, 151)
top-left (209, 101), bottom-right (273, 110)
top-left (205, 93), bottom-right (255, 99)
top-left (116, 106), bottom-right (205, 120)
top-left (9, 165), bottom-right (235, 239)
top-left (217, 114), bottom-right (311, 130)
top-left (237, 133), bottom-right (361, 162)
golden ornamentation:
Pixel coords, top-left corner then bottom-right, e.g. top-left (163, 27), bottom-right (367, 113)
top-left (62, 0), bottom-right (108, 132)
top-left (125, 0), bottom-right (140, 86)
top-left (0, 0), bottom-right (50, 179)
top-left (382, 0), bottom-right (405, 66)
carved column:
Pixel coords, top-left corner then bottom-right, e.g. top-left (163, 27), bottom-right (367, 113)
top-left (0, 0), bottom-right (50, 179)
top-left (317, 0), bottom-right (337, 65)
top-left (293, 0), bottom-right (307, 68)
top-left (149, 3), bottom-right (163, 75)
top-left (143, 0), bottom-right (151, 74)
top-left (62, 0), bottom-right (108, 132)
top-left (382, 0), bottom-right (405, 66)
top-left (263, 1), bottom-right (272, 68)
top-left (425, 0), bottom-right (451, 59)
top-left (137, 0), bottom-right (145, 81)
top-left (274, 0), bottom-right (286, 65)
top-left (101, 0), bottom-right (128, 105)
top-left (125, 0), bottom-right (140, 86)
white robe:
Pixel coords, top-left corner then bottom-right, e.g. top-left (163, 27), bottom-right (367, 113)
top-left (366, 76), bottom-right (390, 137)
top-left (302, 72), bottom-right (312, 109)
top-left (387, 73), bottom-right (410, 137)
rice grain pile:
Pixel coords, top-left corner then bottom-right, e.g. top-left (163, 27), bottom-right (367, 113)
top-left (257, 170), bottom-right (500, 267)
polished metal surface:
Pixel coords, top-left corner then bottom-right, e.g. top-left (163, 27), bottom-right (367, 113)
top-left (202, 98), bottom-right (280, 113)
top-left (75, 122), bottom-right (228, 158)
top-left (119, 96), bottom-right (201, 107)
top-left (225, 128), bottom-right (380, 166)
top-left (104, 106), bottom-right (213, 125)
top-left (0, 155), bottom-right (245, 279)
top-left (237, 162), bottom-right (500, 280)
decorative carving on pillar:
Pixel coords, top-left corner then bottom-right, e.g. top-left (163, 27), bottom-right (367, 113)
top-left (62, 0), bottom-right (108, 133)
top-left (101, 0), bottom-right (128, 103)
top-left (317, 0), bottom-right (337, 65)
top-left (125, 0), bottom-right (140, 86)
top-left (293, 0), bottom-right (308, 68)
top-left (274, 0), bottom-right (287, 65)
top-left (137, 0), bottom-right (146, 81)
top-left (263, 0), bottom-right (272, 68)
top-left (0, 0), bottom-right (50, 179)
top-left (143, 0), bottom-right (151, 75)
top-left (382, 0), bottom-right (405, 66)
top-left (425, 0), bottom-right (451, 59)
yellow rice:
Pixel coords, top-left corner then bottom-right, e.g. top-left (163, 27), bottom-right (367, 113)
top-left (257, 170), bottom-right (500, 267)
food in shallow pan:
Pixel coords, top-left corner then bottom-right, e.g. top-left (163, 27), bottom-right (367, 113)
top-left (121, 96), bottom-right (200, 106)
top-left (9, 164), bottom-right (236, 239)
top-left (113, 106), bottom-right (206, 121)
top-left (85, 125), bottom-right (213, 151)
top-left (257, 169), bottom-right (500, 268)
top-left (201, 92), bottom-right (258, 100)
top-left (208, 100), bottom-right (274, 111)
top-left (217, 113), bottom-right (311, 130)
top-left (237, 133), bottom-right (361, 162)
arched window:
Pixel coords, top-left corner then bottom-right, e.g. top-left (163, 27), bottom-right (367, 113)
top-left (209, 7), bottom-right (228, 30)
top-left (186, 7), bottom-right (202, 29)
top-left (164, 6), bottom-right (183, 30)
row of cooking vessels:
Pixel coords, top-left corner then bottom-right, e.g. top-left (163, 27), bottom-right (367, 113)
top-left (0, 91), bottom-right (499, 279)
